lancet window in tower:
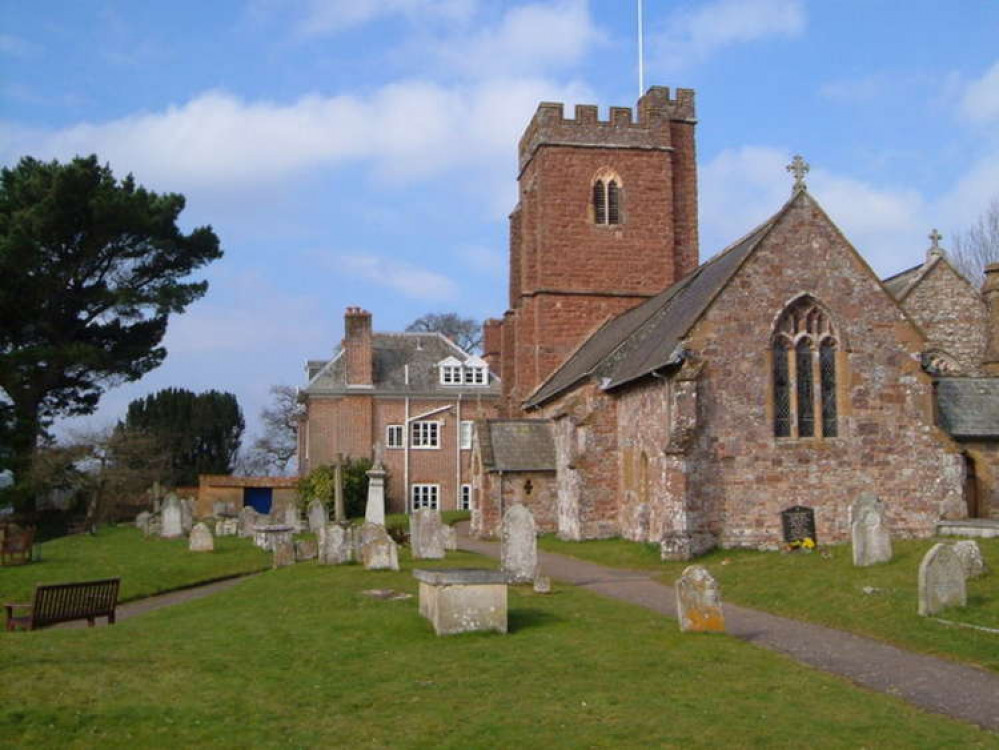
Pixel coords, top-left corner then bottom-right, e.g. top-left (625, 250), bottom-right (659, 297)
top-left (771, 296), bottom-right (840, 439)
top-left (592, 172), bottom-right (622, 225)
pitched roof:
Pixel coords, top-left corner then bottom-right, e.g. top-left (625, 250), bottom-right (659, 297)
top-left (477, 419), bottom-right (555, 472)
top-left (882, 250), bottom-right (979, 303)
top-left (525, 209), bottom-right (780, 408)
top-left (882, 263), bottom-right (923, 299)
top-left (304, 332), bottom-right (500, 397)
top-left (936, 378), bottom-right (999, 439)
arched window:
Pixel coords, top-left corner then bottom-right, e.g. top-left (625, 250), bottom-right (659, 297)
top-left (592, 172), bottom-right (622, 225)
top-left (772, 296), bottom-right (840, 439)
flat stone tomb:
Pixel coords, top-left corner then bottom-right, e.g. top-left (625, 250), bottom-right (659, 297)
top-left (413, 568), bottom-right (508, 636)
top-left (780, 505), bottom-right (817, 545)
top-left (254, 524), bottom-right (294, 551)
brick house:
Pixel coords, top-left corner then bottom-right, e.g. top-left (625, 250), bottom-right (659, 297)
top-left (471, 86), bottom-right (999, 555)
top-left (299, 307), bottom-right (500, 514)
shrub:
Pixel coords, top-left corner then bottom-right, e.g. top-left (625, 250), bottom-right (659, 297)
top-left (297, 458), bottom-right (373, 519)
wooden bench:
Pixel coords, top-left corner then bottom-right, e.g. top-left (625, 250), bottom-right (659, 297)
top-left (5, 578), bottom-right (120, 632)
top-left (0, 524), bottom-right (35, 566)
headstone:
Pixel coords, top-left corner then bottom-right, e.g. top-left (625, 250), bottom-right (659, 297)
top-left (851, 493), bottom-right (892, 566)
top-left (295, 538), bottom-right (318, 561)
top-left (283, 504), bottom-right (302, 532)
top-left (533, 573), bottom-right (551, 594)
top-left (362, 530), bottom-right (400, 571)
top-left (675, 565), bottom-right (726, 633)
top-left (188, 522), bottom-right (214, 552)
top-left (364, 463), bottom-right (387, 526)
top-left (215, 518), bottom-right (238, 537)
top-left (780, 505), bottom-right (817, 545)
top-left (180, 498), bottom-right (194, 534)
top-left (918, 543), bottom-right (967, 616)
top-left (272, 539), bottom-right (295, 568)
top-left (135, 511), bottom-right (152, 534)
top-left (952, 540), bottom-right (988, 579)
top-left (443, 525), bottom-right (458, 552)
top-left (500, 504), bottom-right (537, 583)
top-left (307, 499), bottom-right (328, 533)
top-left (410, 508), bottom-right (446, 560)
top-left (145, 514), bottom-right (162, 537)
top-left (319, 524), bottom-right (353, 565)
top-left (238, 507), bottom-right (259, 537)
top-left (160, 494), bottom-right (184, 538)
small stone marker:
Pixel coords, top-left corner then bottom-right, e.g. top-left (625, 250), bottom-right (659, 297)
top-left (414, 568), bottom-right (508, 635)
top-left (160, 494), bottom-right (184, 538)
top-left (215, 518), bottom-right (238, 537)
top-left (307, 499), bottom-right (328, 533)
top-left (676, 565), bottom-right (725, 633)
top-left (533, 574), bottom-right (551, 594)
top-left (952, 540), bottom-right (988, 579)
top-left (135, 511), bottom-right (152, 534)
top-left (144, 515), bottom-right (162, 537)
top-left (410, 508), bottom-right (446, 560)
top-left (364, 460), bottom-right (387, 526)
top-left (180, 499), bottom-right (194, 534)
top-left (238, 507), bottom-right (259, 537)
top-left (780, 505), bottom-right (817, 545)
top-left (362, 531), bottom-right (400, 571)
top-left (851, 493), bottom-right (892, 566)
top-left (362, 589), bottom-right (412, 601)
top-left (319, 524), bottom-right (353, 565)
top-left (272, 539), bottom-right (295, 569)
top-left (295, 538), bottom-right (318, 561)
top-left (501, 504), bottom-right (537, 583)
top-left (918, 543), bottom-right (967, 616)
top-left (189, 522), bottom-right (214, 552)
top-left (443, 525), bottom-right (458, 551)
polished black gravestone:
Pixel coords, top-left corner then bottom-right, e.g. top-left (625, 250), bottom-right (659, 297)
top-left (781, 505), bottom-right (817, 544)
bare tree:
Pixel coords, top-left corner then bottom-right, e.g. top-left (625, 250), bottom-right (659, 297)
top-left (239, 386), bottom-right (302, 476)
top-left (951, 197), bottom-right (999, 284)
top-left (406, 312), bottom-right (482, 353)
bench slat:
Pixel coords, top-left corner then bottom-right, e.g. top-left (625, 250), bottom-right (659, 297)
top-left (18, 578), bottom-right (121, 630)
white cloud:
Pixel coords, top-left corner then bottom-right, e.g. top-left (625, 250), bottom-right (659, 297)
top-left (960, 60), bottom-right (999, 125)
top-left (250, 0), bottom-right (477, 35)
top-left (652, 0), bottom-right (805, 71)
top-left (336, 254), bottom-right (459, 300)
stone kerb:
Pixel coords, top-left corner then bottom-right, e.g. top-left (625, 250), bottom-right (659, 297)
top-left (675, 565), bottom-right (725, 633)
top-left (188, 522), bottom-right (214, 552)
top-left (413, 568), bottom-right (508, 635)
top-left (851, 493), bottom-right (893, 567)
top-left (410, 509), bottom-right (446, 560)
top-left (501, 504), bottom-right (537, 583)
top-left (918, 543), bottom-right (967, 616)
top-left (160, 494), bottom-right (184, 538)
top-left (307, 499), bottom-right (328, 533)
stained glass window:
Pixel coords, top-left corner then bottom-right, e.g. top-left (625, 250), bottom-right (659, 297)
top-left (796, 339), bottom-right (814, 437)
top-left (593, 180), bottom-right (606, 224)
top-left (773, 339), bottom-right (791, 437)
top-left (820, 339), bottom-right (837, 437)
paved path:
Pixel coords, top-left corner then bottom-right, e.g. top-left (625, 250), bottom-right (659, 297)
top-left (457, 526), bottom-right (999, 733)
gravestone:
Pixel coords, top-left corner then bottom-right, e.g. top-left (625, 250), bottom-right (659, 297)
top-left (533, 565), bottom-right (551, 594)
top-left (443, 525), bottom-right (458, 552)
top-left (410, 508), bottom-right (446, 560)
top-left (283, 504), bottom-right (302, 532)
top-left (675, 565), bottom-right (726, 633)
top-left (364, 461), bottom-right (387, 526)
top-left (780, 505), bottom-right (817, 545)
top-left (918, 543), bottom-right (966, 616)
top-left (272, 539), bottom-right (295, 569)
top-left (254, 524), bottom-right (294, 552)
top-left (135, 511), bottom-right (152, 534)
top-left (238, 507), bottom-right (259, 538)
top-left (319, 524), bottom-right (353, 565)
top-left (307, 499), bottom-right (328, 533)
top-left (160, 494), bottom-right (184, 538)
top-left (145, 515), bottom-right (162, 537)
top-left (851, 493), bottom-right (892, 566)
top-left (189, 522), bottom-right (214, 552)
top-left (952, 540), bottom-right (988, 579)
top-left (362, 529), bottom-right (400, 571)
top-left (414, 568), bottom-right (507, 635)
top-left (500, 504), bottom-right (537, 583)
top-left (295, 538), bottom-right (318, 561)
top-left (180, 499), bottom-right (194, 534)
top-left (215, 518), bottom-right (238, 537)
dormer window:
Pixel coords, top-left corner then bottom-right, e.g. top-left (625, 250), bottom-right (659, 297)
top-left (439, 356), bottom-right (463, 385)
top-left (439, 356), bottom-right (489, 386)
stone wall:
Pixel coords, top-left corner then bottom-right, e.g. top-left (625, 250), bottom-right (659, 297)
top-left (471, 469), bottom-right (557, 538)
top-left (962, 443), bottom-right (999, 520)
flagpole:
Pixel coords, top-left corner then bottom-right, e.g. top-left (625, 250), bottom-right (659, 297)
top-left (637, 0), bottom-right (644, 98)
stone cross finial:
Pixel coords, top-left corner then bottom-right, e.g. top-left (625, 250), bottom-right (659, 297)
top-left (786, 155), bottom-right (809, 191)
top-left (929, 228), bottom-right (943, 250)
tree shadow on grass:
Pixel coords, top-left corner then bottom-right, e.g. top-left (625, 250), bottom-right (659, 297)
top-left (508, 607), bottom-right (564, 633)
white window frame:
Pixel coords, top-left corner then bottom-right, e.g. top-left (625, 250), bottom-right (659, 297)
top-left (386, 424), bottom-right (404, 449)
top-left (463, 366), bottom-right (486, 385)
top-left (410, 420), bottom-right (441, 449)
top-left (411, 484), bottom-right (439, 510)
top-left (460, 484), bottom-right (472, 511)
top-left (459, 420), bottom-right (474, 450)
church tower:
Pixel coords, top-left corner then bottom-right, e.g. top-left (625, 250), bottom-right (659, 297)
top-left (486, 86), bottom-right (699, 414)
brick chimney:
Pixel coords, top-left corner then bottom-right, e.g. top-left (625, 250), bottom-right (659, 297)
top-left (482, 318), bottom-right (503, 376)
top-left (983, 263), bottom-right (999, 374)
top-left (343, 307), bottom-right (373, 386)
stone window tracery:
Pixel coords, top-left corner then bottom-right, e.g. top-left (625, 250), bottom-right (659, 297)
top-left (592, 171), bottom-right (622, 225)
top-left (772, 296), bottom-right (840, 439)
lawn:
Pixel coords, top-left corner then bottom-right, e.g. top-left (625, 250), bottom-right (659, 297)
top-left (0, 526), bottom-right (270, 604)
top-left (538, 535), bottom-right (999, 672)
top-left (1, 550), bottom-right (995, 748)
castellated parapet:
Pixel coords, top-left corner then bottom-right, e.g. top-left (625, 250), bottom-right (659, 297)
top-left (518, 87), bottom-right (696, 174)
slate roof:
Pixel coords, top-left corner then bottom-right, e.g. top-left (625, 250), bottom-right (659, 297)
top-left (304, 332), bottom-right (500, 397)
top-left (525, 213), bottom-right (779, 408)
top-left (477, 419), bottom-right (556, 472)
top-left (882, 263), bottom-right (924, 299)
top-left (936, 378), bottom-right (999, 439)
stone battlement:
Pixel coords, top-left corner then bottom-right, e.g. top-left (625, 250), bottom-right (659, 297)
top-left (518, 86), bottom-right (695, 173)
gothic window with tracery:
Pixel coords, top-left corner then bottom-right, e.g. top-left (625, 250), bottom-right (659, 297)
top-left (592, 173), bottom-right (622, 225)
top-left (772, 296), bottom-right (840, 439)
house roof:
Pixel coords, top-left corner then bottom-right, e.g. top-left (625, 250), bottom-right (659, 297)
top-left (304, 332), bottom-right (501, 397)
top-left (936, 378), bottom-right (999, 440)
top-left (477, 419), bottom-right (556, 472)
top-left (525, 207), bottom-right (781, 408)
top-left (882, 263), bottom-right (924, 299)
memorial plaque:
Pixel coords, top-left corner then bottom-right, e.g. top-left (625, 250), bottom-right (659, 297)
top-left (780, 505), bottom-right (817, 544)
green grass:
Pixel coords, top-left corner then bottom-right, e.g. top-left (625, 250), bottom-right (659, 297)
top-left (538, 535), bottom-right (999, 671)
top-left (0, 526), bottom-right (270, 604)
top-left (1, 551), bottom-right (995, 748)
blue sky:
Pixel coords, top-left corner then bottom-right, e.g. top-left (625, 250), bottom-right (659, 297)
top-left (2, 0), bottom-right (998, 450)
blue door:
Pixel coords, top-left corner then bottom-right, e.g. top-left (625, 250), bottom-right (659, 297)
top-left (244, 487), bottom-right (273, 514)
